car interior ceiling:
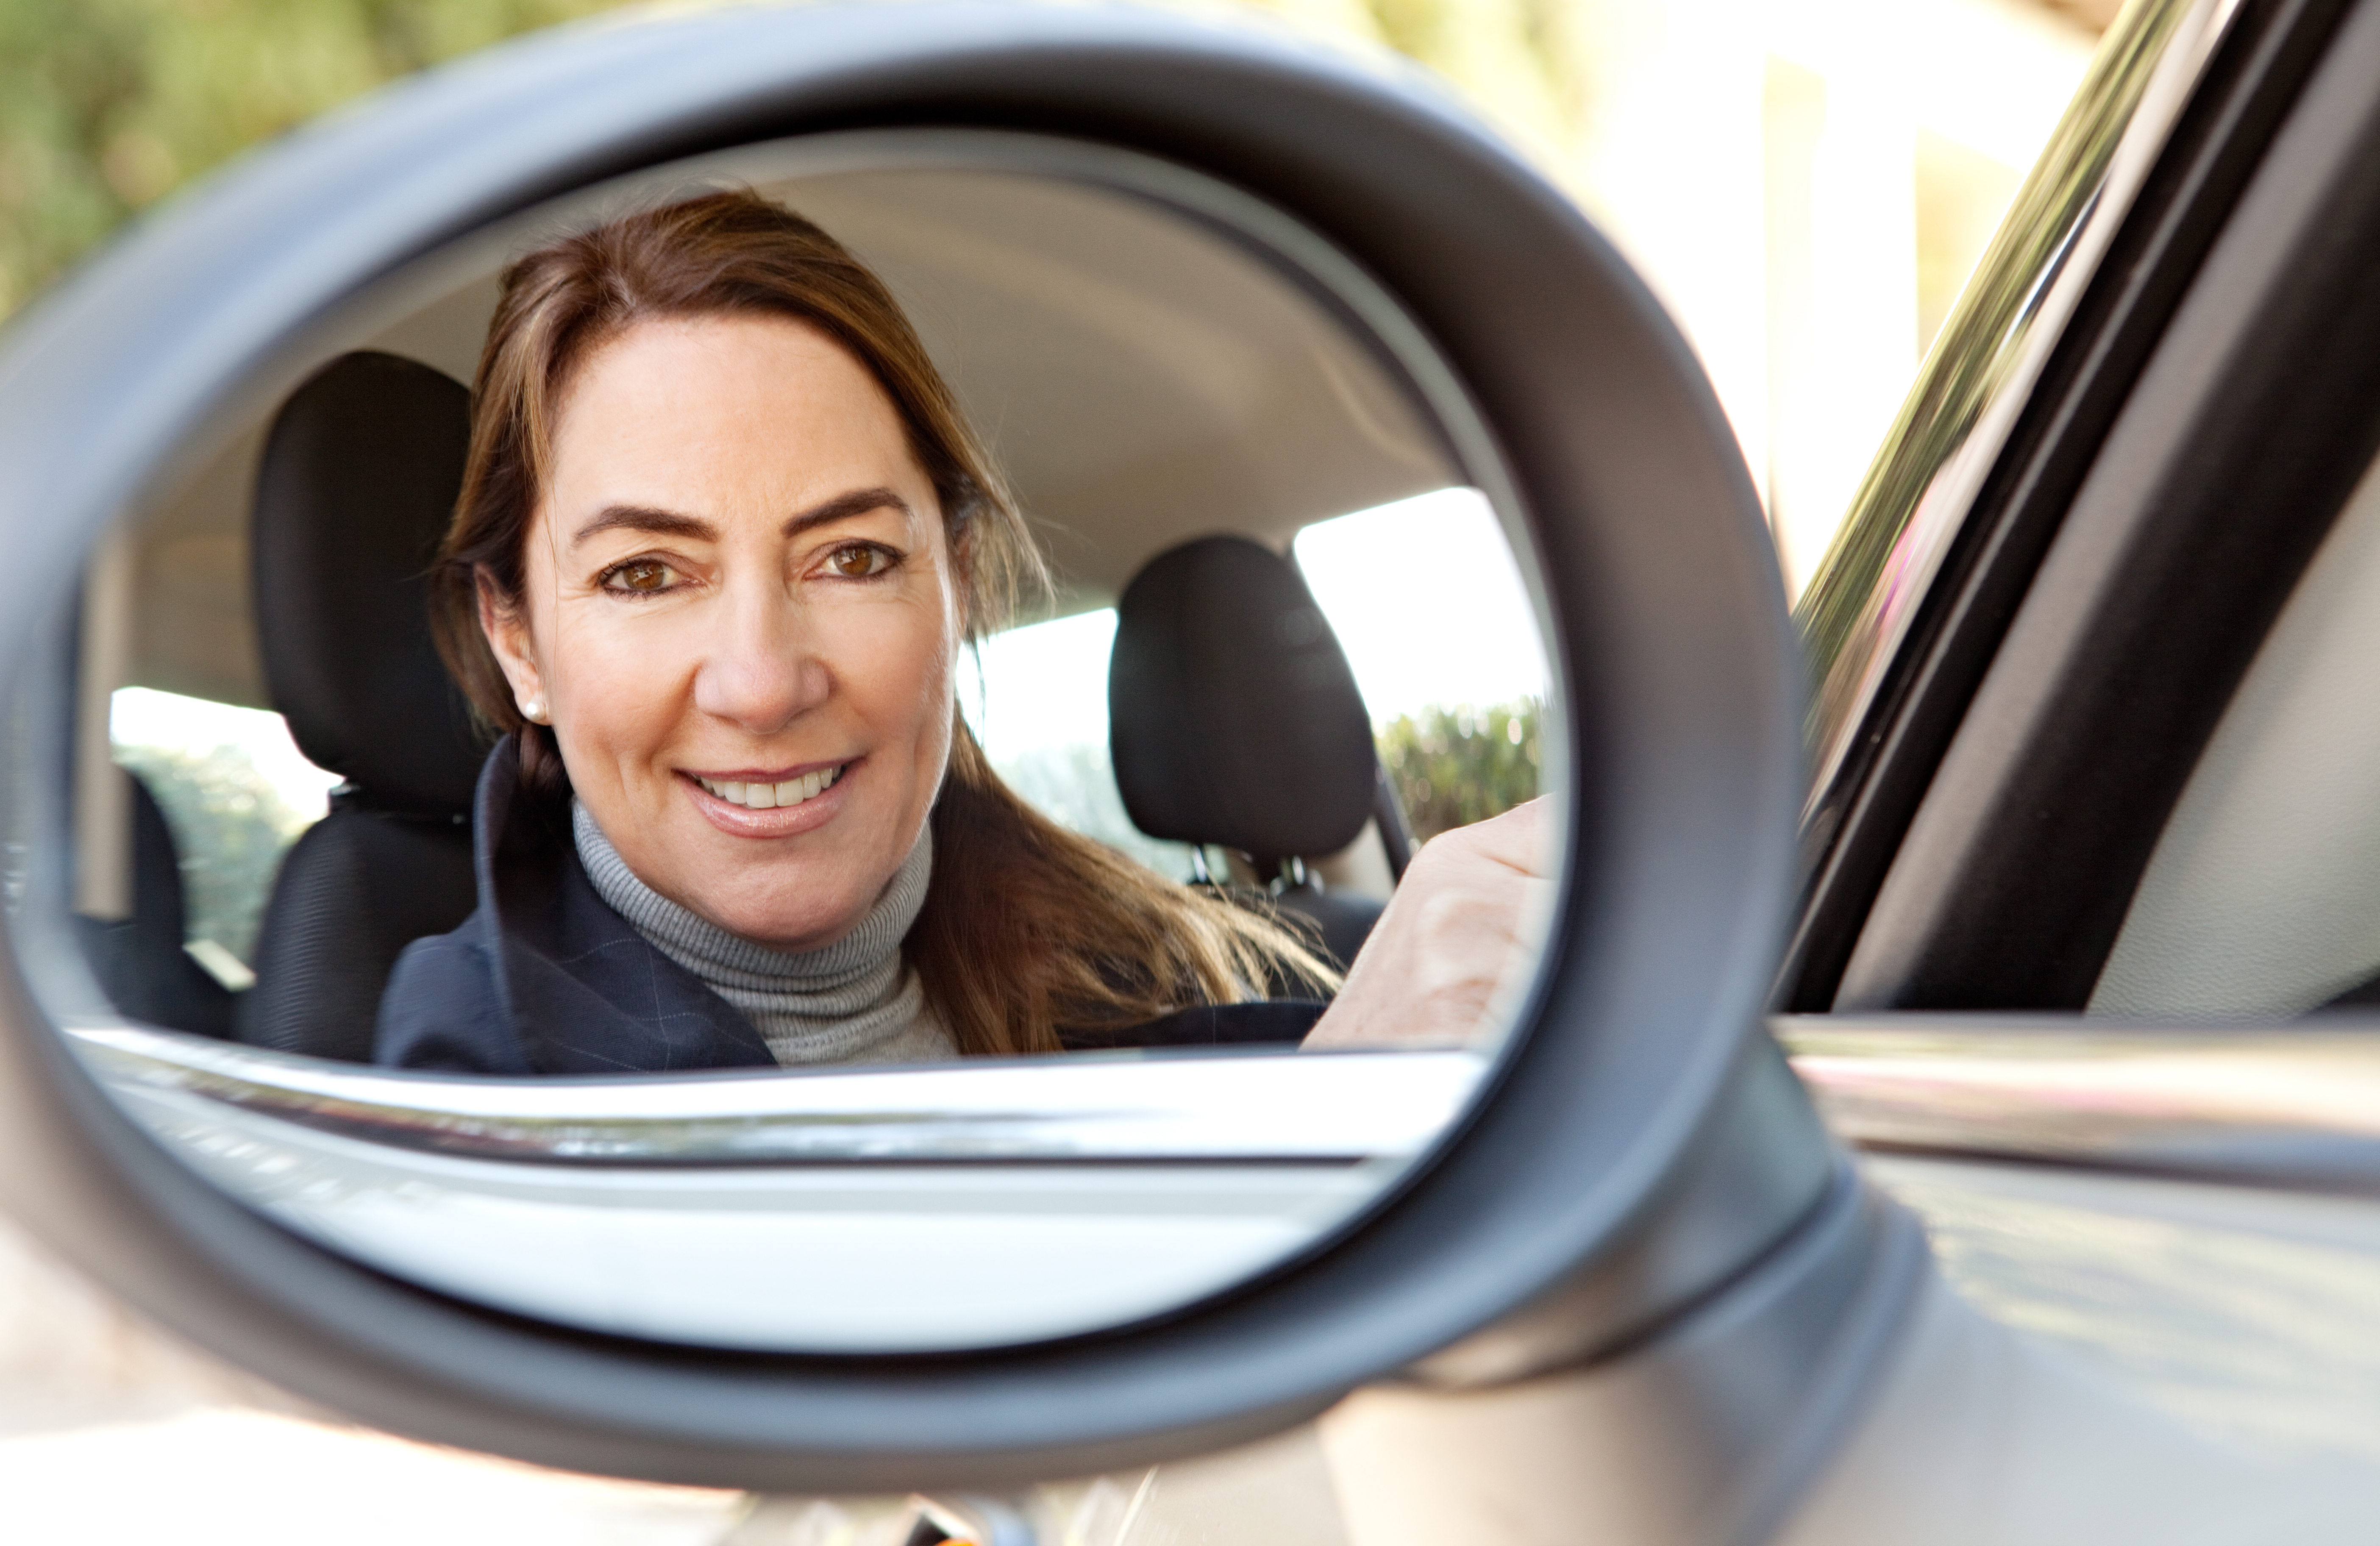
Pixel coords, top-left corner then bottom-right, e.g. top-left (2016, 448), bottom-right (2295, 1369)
top-left (73, 166), bottom-right (1461, 1051)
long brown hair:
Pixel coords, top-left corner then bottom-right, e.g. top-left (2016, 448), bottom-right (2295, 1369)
top-left (431, 189), bottom-right (1333, 1054)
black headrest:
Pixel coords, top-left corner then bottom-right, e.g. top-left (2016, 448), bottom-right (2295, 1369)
top-left (1108, 535), bottom-right (1377, 862)
top-left (252, 351), bottom-right (484, 813)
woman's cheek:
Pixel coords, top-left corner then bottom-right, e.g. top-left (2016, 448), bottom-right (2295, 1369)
top-left (831, 593), bottom-right (953, 734)
top-left (553, 604), bottom-right (697, 751)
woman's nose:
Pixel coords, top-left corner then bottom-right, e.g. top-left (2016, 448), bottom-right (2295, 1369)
top-left (690, 589), bottom-right (830, 734)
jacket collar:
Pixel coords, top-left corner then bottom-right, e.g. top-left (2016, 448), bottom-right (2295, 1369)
top-left (470, 736), bottom-right (775, 1075)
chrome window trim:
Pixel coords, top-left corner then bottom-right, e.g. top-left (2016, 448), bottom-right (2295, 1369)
top-left (66, 1023), bottom-right (1488, 1350)
top-left (1796, 0), bottom-right (2240, 810)
top-left (1779, 1014), bottom-right (2380, 1190)
top-left (67, 1022), bottom-right (1488, 1166)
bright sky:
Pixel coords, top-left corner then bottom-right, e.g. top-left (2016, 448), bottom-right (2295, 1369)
top-left (956, 608), bottom-right (1118, 765)
top-left (111, 686), bottom-right (342, 818)
top-left (1292, 487), bottom-right (1549, 723)
top-left (114, 485), bottom-right (1552, 795)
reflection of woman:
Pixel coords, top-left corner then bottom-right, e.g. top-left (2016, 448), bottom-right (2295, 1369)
top-left (374, 190), bottom-right (1543, 1074)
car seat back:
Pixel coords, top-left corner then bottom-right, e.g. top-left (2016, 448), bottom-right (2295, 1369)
top-left (237, 351), bottom-right (484, 1060)
top-left (76, 773), bottom-right (239, 1038)
top-left (1107, 534), bottom-right (1396, 970)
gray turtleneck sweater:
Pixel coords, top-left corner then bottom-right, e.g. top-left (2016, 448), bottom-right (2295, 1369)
top-left (572, 801), bottom-right (957, 1067)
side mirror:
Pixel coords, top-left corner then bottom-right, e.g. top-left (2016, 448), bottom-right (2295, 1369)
top-left (0, 0), bottom-right (1837, 1524)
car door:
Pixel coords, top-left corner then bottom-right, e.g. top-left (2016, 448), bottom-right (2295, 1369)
top-left (1779, 0), bottom-right (2380, 1474)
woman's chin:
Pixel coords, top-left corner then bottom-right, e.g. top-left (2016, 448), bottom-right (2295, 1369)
top-left (651, 776), bottom-right (904, 951)
top-left (698, 888), bottom-right (870, 954)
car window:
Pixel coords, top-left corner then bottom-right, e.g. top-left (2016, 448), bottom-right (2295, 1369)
top-left (1795, 0), bottom-right (2210, 809)
top-left (1294, 488), bottom-right (1548, 845)
top-left (104, 688), bottom-right (334, 987)
top-left (952, 486), bottom-right (1548, 910)
top-left (959, 607), bottom-right (1198, 879)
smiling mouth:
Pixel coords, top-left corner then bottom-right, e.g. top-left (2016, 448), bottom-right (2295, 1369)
top-left (692, 765), bottom-right (845, 811)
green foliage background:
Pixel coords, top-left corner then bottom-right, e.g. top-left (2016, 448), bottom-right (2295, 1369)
top-left (1378, 699), bottom-right (1540, 843)
top-left (114, 740), bottom-right (312, 961)
top-left (0, 0), bottom-right (1595, 321)
top-left (0, 0), bottom-right (625, 317)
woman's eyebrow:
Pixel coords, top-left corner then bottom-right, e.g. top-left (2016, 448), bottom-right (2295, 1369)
top-left (568, 488), bottom-right (910, 549)
top-left (786, 486), bottom-right (911, 536)
top-left (571, 504), bottom-right (716, 547)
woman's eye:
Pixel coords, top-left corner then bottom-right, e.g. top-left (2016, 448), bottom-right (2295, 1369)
top-left (826, 544), bottom-right (892, 579)
top-left (603, 559), bottom-right (678, 594)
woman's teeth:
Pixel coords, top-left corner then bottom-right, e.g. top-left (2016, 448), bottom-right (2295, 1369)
top-left (696, 766), bottom-right (842, 810)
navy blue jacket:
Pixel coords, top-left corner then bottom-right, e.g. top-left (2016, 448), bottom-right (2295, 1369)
top-left (374, 737), bottom-right (1321, 1074)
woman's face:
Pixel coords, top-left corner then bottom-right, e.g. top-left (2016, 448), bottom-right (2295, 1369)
top-left (483, 313), bottom-right (961, 951)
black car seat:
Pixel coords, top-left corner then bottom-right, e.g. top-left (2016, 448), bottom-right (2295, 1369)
top-left (75, 774), bottom-right (239, 1039)
top-left (236, 351), bottom-right (485, 1062)
top-left (1108, 534), bottom-right (1406, 971)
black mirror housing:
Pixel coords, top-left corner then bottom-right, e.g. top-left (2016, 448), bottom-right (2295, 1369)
top-left (0, 0), bottom-right (1821, 1493)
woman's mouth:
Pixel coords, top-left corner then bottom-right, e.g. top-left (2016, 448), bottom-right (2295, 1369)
top-left (691, 765), bottom-right (845, 811)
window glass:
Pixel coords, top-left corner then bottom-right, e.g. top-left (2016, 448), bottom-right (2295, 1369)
top-left (1294, 487), bottom-right (1548, 843)
top-left (108, 687), bottom-right (336, 970)
top-left (956, 608), bottom-right (1200, 879)
top-left (1797, 0), bottom-right (2216, 810)
top-left (962, 487), bottom-right (1553, 876)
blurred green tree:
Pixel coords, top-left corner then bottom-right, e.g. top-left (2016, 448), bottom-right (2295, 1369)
top-left (1377, 698), bottom-right (1540, 843)
top-left (0, 0), bottom-right (624, 316)
top-left (0, 0), bottom-right (1587, 320)
top-left (114, 740), bottom-right (314, 963)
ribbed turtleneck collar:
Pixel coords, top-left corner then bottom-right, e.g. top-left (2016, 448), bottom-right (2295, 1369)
top-left (571, 801), bottom-right (953, 1067)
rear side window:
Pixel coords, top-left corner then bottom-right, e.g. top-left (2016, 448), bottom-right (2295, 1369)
top-left (1293, 488), bottom-right (1548, 843)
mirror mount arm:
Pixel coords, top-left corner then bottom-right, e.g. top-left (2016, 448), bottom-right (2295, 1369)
top-left (1323, 1038), bottom-right (1927, 1546)
top-left (1320, 1170), bottom-right (1929, 1546)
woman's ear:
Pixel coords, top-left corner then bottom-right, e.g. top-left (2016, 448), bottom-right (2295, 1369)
top-left (477, 570), bottom-right (546, 722)
top-left (946, 520), bottom-right (979, 640)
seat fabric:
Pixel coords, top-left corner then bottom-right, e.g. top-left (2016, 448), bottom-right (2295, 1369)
top-left (1108, 534), bottom-right (1390, 969)
top-left (236, 350), bottom-right (484, 1059)
top-left (76, 774), bottom-right (237, 1039)
top-left (241, 809), bottom-right (476, 1060)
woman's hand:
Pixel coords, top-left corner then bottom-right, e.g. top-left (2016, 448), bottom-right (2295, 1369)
top-left (1303, 796), bottom-right (1556, 1051)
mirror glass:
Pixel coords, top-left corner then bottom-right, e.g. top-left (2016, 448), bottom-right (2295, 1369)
top-left (11, 131), bottom-right (1563, 1351)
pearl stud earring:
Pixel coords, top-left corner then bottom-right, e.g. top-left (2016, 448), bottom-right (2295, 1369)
top-left (522, 697), bottom-right (548, 725)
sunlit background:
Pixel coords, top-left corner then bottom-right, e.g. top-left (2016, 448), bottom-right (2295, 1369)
top-left (1254, 0), bottom-right (2104, 598)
